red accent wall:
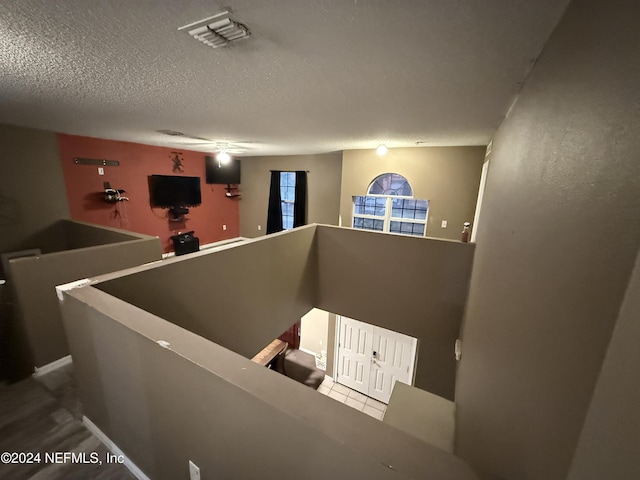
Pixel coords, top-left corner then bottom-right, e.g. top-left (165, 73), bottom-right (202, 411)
top-left (57, 134), bottom-right (239, 253)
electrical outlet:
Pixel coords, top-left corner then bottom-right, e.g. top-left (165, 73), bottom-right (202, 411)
top-left (258, 225), bottom-right (261, 231)
top-left (98, 167), bottom-right (104, 175)
top-left (441, 220), bottom-right (448, 228)
top-left (223, 224), bottom-right (227, 231)
top-left (189, 460), bottom-right (201, 480)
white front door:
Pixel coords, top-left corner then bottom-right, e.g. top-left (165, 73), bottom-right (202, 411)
top-left (368, 326), bottom-right (417, 403)
top-left (336, 316), bottom-right (373, 394)
top-left (336, 316), bottom-right (417, 404)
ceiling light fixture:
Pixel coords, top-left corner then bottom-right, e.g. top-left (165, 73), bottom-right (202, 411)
top-left (376, 145), bottom-right (388, 156)
top-left (216, 150), bottom-right (232, 165)
top-left (178, 10), bottom-right (251, 49)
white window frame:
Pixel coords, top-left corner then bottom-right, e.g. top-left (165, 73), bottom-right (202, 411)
top-left (353, 194), bottom-right (429, 237)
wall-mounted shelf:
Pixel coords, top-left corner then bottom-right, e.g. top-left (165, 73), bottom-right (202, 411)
top-left (74, 157), bottom-right (120, 167)
top-left (225, 184), bottom-right (241, 199)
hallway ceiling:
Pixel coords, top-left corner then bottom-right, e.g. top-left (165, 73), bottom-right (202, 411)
top-left (0, 0), bottom-right (570, 156)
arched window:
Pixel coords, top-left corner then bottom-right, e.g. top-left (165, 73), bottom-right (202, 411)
top-left (367, 173), bottom-right (413, 196)
top-left (352, 173), bottom-right (429, 237)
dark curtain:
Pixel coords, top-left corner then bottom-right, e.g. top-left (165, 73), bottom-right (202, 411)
top-left (266, 171), bottom-right (283, 234)
top-left (278, 322), bottom-right (301, 350)
top-left (293, 170), bottom-right (308, 227)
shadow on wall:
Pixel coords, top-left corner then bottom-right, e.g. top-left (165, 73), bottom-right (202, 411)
top-left (0, 191), bottom-right (20, 227)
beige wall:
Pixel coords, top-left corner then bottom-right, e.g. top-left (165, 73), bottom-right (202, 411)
top-left (97, 226), bottom-right (318, 359)
top-left (300, 308), bottom-right (329, 355)
top-left (0, 124), bottom-right (70, 380)
top-left (60, 279), bottom-right (478, 480)
top-left (7, 221), bottom-right (161, 375)
top-left (455, 0), bottom-right (640, 479)
top-left (316, 226), bottom-right (475, 400)
top-left (239, 153), bottom-right (343, 237)
top-left (63, 220), bottom-right (148, 250)
top-left (567, 249), bottom-right (640, 480)
top-left (340, 147), bottom-right (485, 240)
top-left (84, 224), bottom-right (474, 402)
top-left (0, 123), bottom-right (70, 258)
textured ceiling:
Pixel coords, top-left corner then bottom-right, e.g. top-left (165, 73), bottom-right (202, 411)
top-left (0, 0), bottom-right (571, 156)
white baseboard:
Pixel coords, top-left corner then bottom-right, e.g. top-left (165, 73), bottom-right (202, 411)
top-left (33, 355), bottom-right (72, 377)
top-left (82, 416), bottom-right (150, 480)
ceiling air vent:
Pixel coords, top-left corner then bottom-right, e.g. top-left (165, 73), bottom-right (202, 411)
top-left (178, 10), bottom-right (251, 49)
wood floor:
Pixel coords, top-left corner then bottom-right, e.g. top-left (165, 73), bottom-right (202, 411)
top-left (0, 364), bottom-right (134, 480)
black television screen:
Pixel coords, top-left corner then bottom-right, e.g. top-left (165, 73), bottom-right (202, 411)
top-left (148, 175), bottom-right (202, 208)
top-left (205, 156), bottom-right (241, 184)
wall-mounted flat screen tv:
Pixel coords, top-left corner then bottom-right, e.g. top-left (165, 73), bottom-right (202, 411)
top-left (148, 175), bottom-right (202, 208)
top-left (205, 156), bottom-right (241, 184)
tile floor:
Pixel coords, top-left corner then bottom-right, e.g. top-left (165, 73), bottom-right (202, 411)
top-left (317, 377), bottom-right (387, 420)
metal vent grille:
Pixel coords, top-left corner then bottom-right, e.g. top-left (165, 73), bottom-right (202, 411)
top-left (178, 11), bottom-right (250, 49)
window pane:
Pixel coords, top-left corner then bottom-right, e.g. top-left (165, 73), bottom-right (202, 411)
top-left (391, 198), bottom-right (428, 220)
top-left (390, 221), bottom-right (425, 237)
top-left (353, 216), bottom-right (384, 232)
top-left (353, 196), bottom-right (385, 217)
top-left (281, 185), bottom-right (295, 201)
top-left (400, 222), bottom-right (413, 234)
top-left (280, 172), bottom-right (295, 187)
top-left (368, 173), bottom-right (413, 196)
top-left (365, 197), bottom-right (377, 215)
top-left (415, 200), bottom-right (428, 220)
top-left (279, 172), bottom-right (296, 229)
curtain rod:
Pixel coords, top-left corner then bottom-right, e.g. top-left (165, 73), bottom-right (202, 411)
top-left (270, 170), bottom-right (310, 173)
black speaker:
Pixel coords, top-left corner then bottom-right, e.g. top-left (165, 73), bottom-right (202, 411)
top-left (171, 231), bottom-right (199, 256)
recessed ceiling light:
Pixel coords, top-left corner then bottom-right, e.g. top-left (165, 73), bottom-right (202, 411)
top-left (376, 145), bottom-right (388, 156)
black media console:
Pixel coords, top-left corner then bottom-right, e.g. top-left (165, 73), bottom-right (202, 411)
top-left (171, 231), bottom-right (199, 256)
